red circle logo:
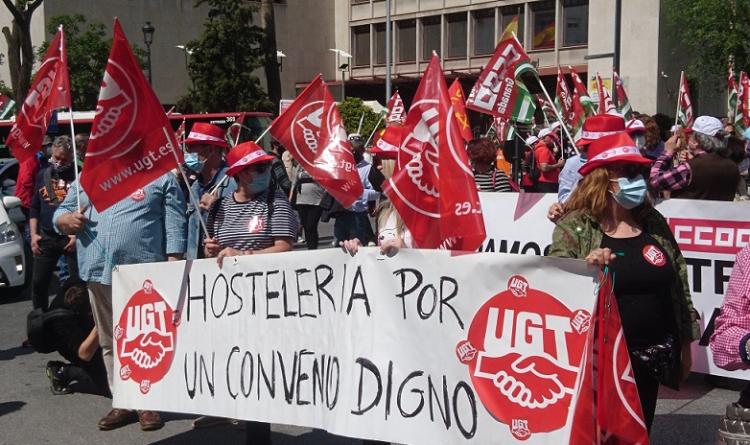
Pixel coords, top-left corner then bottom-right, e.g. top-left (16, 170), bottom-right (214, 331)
top-left (87, 60), bottom-right (138, 158)
top-left (115, 280), bottom-right (177, 393)
top-left (642, 245), bottom-right (666, 267)
top-left (457, 276), bottom-right (591, 439)
top-left (130, 188), bottom-right (145, 202)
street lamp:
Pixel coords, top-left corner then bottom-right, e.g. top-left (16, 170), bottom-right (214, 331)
top-left (175, 44), bottom-right (194, 88)
top-left (142, 21), bottom-right (155, 85)
top-left (276, 50), bottom-right (286, 72)
top-left (329, 48), bottom-right (352, 101)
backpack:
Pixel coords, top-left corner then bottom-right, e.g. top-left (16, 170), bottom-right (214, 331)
top-left (26, 308), bottom-right (76, 353)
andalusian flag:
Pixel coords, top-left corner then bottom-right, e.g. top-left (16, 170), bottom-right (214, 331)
top-left (728, 64), bottom-right (738, 123)
top-left (569, 66), bottom-right (596, 116)
top-left (613, 70), bottom-right (633, 119)
top-left (0, 95), bottom-right (15, 119)
top-left (512, 80), bottom-right (536, 124)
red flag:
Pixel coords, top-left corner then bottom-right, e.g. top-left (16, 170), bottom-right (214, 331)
top-left (385, 91), bottom-right (406, 124)
top-left (596, 272), bottom-right (651, 445)
top-left (613, 70), bottom-right (633, 120)
top-left (570, 86), bottom-right (586, 135)
top-left (569, 66), bottom-right (596, 116)
top-left (555, 66), bottom-right (575, 124)
top-left (466, 37), bottom-right (529, 118)
top-left (676, 71), bottom-right (695, 128)
top-left (384, 56), bottom-right (485, 250)
top-left (270, 75), bottom-right (363, 208)
top-left (81, 19), bottom-right (181, 211)
top-left (596, 73), bottom-right (617, 115)
top-left (741, 72), bottom-right (750, 129)
top-left (448, 79), bottom-right (473, 142)
top-left (737, 72), bottom-right (747, 129)
top-left (7, 26), bottom-right (71, 163)
top-left (371, 124), bottom-right (405, 159)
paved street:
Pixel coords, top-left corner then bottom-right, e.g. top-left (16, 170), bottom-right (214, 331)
top-left (0, 284), bottom-right (742, 445)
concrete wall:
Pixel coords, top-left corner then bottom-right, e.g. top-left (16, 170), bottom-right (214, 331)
top-left (588, 0), bottom-right (661, 115)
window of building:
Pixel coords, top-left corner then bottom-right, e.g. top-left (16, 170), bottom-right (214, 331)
top-left (352, 25), bottom-right (370, 67)
top-left (398, 19), bottom-right (416, 62)
top-left (532, 1), bottom-right (555, 50)
top-left (500, 5), bottom-right (524, 42)
top-left (374, 22), bottom-right (386, 65)
top-left (421, 16), bottom-right (441, 60)
top-left (473, 9), bottom-right (495, 56)
top-left (563, 0), bottom-right (588, 47)
top-left (352, 0), bottom-right (369, 4)
top-left (446, 13), bottom-right (467, 58)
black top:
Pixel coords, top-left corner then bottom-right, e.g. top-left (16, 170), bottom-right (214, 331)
top-left (48, 288), bottom-right (94, 365)
top-left (601, 231), bottom-right (676, 348)
top-left (672, 152), bottom-right (740, 201)
top-left (29, 164), bottom-right (76, 235)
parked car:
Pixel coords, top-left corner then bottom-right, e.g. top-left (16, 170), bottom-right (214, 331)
top-left (0, 194), bottom-right (25, 295)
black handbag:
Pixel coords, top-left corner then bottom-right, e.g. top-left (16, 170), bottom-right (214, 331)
top-left (629, 334), bottom-right (681, 389)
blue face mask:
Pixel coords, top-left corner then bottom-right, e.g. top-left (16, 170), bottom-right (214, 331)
top-left (247, 170), bottom-right (271, 194)
top-left (184, 152), bottom-right (204, 172)
top-left (610, 174), bottom-right (647, 209)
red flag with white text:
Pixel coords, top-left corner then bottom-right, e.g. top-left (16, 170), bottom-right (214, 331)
top-left (384, 56), bottom-right (485, 250)
top-left (81, 19), bottom-right (181, 211)
top-left (270, 75), bottom-right (363, 208)
top-left (613, 70), bottom-right (633, 120)
top-left (7, 27), bottom-right (71, 163)
top-left (466, 37), bottom-right (530, 118)
top-left (596, 272), bottom-right (651, 445)
top-left (596, 73), bottom-right (617, 115)
top-left (448, 79), bottom-right (474, 142)
top-left (555, 66), bottom-right (575, 125)
top-left (676, 71), bottom-right (695, 128)
top-left (371, 124), bottom-right (406, 159)
top-left (385, 91), bottom-right (406, 124)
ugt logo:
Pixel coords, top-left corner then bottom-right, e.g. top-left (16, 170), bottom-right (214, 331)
top-left (457, 275), bottom-right (591, 440)
top-left (115, 280), bottom-right (177, 394)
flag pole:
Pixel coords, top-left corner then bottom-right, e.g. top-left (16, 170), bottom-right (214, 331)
top-left (513, 32), bottom-right (578, 155)
top-left (66, 109), bottom-right (82, 211)
top-left (534, 73), bottom-right (579, 155)
top-left (674, 71), bottom-right (683, 130)
top-left (162, 126), bottom-right (210, 239)
top-left (364, 113), bottom-right (384, 147)
top-left (484, 120), bottom-right (495, 137)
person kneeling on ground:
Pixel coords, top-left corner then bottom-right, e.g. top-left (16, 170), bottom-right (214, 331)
top-left (30, 280), bottom-right (109, 396)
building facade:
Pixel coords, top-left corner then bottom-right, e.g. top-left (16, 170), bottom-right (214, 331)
top-left (0, 0), bottom-right (719, 118)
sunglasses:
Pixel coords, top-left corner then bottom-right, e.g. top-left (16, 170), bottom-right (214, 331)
top-left (608, 163), bottom-right (642, 179)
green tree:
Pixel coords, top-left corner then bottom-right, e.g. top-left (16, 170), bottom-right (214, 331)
top-left (665, 0), bottom-right (750, 89)
top-left (177, 0), bottom-right (271, 113)
top-left (37, 15), bottom-right (110, 110)
top-left (337, 97), bottom-right (384, 142)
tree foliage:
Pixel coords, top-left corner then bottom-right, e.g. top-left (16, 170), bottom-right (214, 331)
top-left (665, 0), bottom-right (750, 89)
top-left (337, 97), bottom-right (384, 141)
top-left (36, 15), bottom-right (146, 110)
top-left (177, 0), bottom-right (271, 113)
top-left (37, 15), bottom-right (109, 110)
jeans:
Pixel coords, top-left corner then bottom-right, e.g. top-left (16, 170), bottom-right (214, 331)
top-left (333, 211), bottom-right (372, 245)
top-left (31, 233), bottom-right (78, 311)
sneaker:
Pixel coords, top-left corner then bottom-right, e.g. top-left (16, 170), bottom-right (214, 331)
top-left (45, 361), bottom-right (71, 395)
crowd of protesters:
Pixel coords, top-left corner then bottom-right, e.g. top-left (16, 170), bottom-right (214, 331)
top-left (7, 106), bottom-right (750, 443)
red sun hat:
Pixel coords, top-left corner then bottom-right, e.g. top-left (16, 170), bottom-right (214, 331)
top-left (225, 141), bottom-right (276, 177)
top-left (578, 132), bottom-right (652, 176)
top-left (184, 122), bottom-right (229, 148)
top-left (575, 114), bottom-right (626, 147)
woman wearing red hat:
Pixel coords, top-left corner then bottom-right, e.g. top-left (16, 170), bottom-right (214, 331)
top-left (549, 132), bottom-right (700, 432)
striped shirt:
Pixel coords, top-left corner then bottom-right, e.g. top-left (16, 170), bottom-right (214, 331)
top-left (52, 174), bottom-right (187, 285)
top-left (207, 189), bottom-right (298, 251)
top-left (711, 244), bottom-right (750, 369)
top-left (473, 167), bottom-right (512, 192)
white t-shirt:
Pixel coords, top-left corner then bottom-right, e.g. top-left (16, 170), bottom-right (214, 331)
top-left (378, 211), bottom-right (413, 248)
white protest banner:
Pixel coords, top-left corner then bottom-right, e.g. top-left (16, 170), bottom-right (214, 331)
top-left (113, 248), bottom-right (599, 444)
top-left (478, 192), bottom-right (750, 379)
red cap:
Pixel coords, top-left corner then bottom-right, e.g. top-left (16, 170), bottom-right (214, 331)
top-left (225, 141), bottom-right (276, 177)
top-left (184, 122), bottom-right (229, 148)
top-left (575, 114), bottom-right (626, 147)
top-left (578, 132), bottom-right (652, 176)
